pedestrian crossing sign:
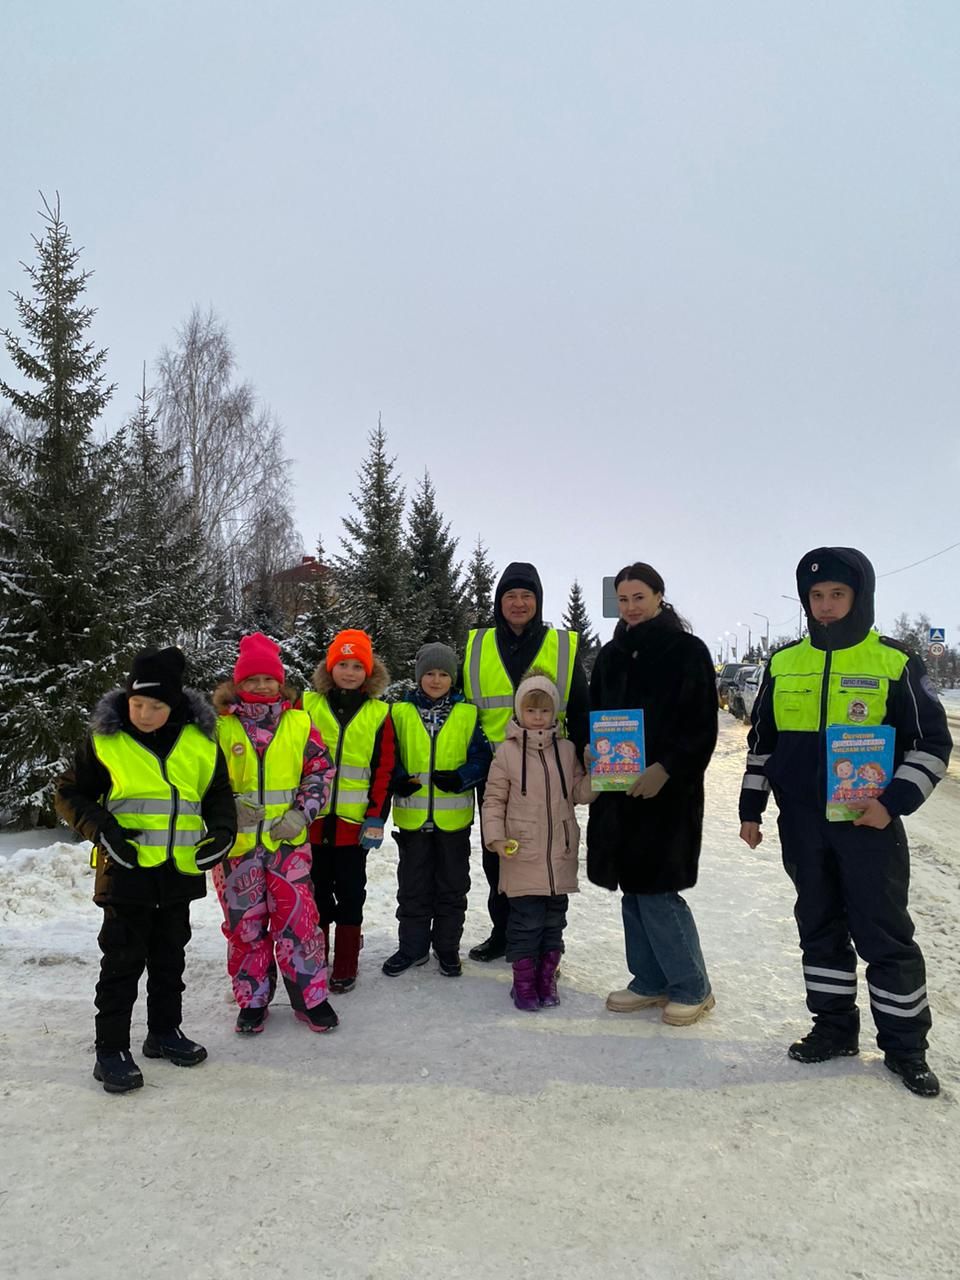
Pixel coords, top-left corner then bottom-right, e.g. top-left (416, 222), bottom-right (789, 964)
top-left (929, 627), bottom-right (946, 643)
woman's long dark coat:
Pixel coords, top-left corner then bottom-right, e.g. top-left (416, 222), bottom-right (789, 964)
top-left (586, 611), bottom-right (719, 895)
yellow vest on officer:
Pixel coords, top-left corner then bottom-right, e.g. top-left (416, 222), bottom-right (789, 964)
top-left (390, 700), bottom-right (478, 832)
top-left (301, 691), bottom-right (389, 825)
top-left (770, 633), bottom-right (909, 733)
top-left (92, 726), bottom-right (218, 876)
top-left (463, 627), bottom-right (578, 744)
top-left (216, 709), bottom-right (311, 856)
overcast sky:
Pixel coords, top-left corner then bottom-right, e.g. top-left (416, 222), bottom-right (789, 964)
top-left (3, 1), bottom-right (959, 658)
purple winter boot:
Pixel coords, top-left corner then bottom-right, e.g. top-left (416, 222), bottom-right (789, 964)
top-left (510, 957), bottom-right (540, 1012)
top-left (537, 950), bottom-right (562, 1007)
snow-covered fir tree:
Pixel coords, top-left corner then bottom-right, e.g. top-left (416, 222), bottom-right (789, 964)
top-left (333, 418), bottom-right (422, 682)
top-left (464, 536), bottom-right (496, 629)
top-left (0, 196), bottom-right (117, 822)
top-left (562, 578), bottom-right (601, 674)
top-left (407, 469), bottom-right (468, 652)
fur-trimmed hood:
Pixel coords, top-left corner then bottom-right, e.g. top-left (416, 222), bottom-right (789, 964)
top-left (90, 687), bottom-right (217, 739)
top-left (212, 679), bottom-right (301, 714)
top-left (310, 655), bottom-right (390, 699)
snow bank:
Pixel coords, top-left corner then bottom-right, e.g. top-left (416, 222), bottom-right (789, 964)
top-left (0, 839), bottom-right (93, 922)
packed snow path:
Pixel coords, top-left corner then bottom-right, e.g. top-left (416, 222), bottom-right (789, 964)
top-left (2, 718), bottom-right (958, 1279)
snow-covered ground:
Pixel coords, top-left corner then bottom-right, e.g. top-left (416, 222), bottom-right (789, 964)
top-left (2, 718), bottom-right (958, 1279)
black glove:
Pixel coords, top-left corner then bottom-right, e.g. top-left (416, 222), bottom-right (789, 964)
top-left (432, 769), bottom-right (465, 793)
top-left (194, 829), bottom-right (235, 871)
top-left (98, 824), bottom-right (139, 870)
top-left (391, 776), bottom-right (422, 799)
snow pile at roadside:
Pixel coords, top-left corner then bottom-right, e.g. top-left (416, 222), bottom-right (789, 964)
top-left (0, 839), bottom-right (93, 922)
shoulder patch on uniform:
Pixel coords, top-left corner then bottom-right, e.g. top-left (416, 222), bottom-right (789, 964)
top-left (920, 675), bottom-right (940, 702)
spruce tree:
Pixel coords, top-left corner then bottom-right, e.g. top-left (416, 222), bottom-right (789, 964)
top-left (407, 469), bottom-right (468, 652)
top-left (0, 196), bottom-right (116, 822)
top-left (464, 536), bottom-right (496, 629)
top-left (562, 578), bottom-right (601, 673)
top-left (333, 417), bottom-right (420, 681)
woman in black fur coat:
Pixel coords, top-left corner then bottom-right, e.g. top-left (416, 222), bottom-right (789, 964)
top-left (587, 563), bottom-right (719, 1026)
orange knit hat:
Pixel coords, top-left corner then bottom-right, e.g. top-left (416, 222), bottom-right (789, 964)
top-left (326, 629), bottom-right (374, 676)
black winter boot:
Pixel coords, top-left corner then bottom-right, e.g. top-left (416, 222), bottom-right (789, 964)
top-left (294, 999), bottom-right (339, 1033)
top-left (235, 1006), bottom-right (269, 1035)
top-left (142, 1028), bottom-right (208, 1067)
top-left (884, 1054), bottom-right (940, 1098)
top-left (435, 950), bottom-right (462, 977)
top-left (468, 933), bottom-right (507, 963)
top-left (93, 1049), bottom-right (144, 1094)
top-left (382, 950), bottom-right (430, 976)
top-left (788, 1028), bottom-right (859, 1064)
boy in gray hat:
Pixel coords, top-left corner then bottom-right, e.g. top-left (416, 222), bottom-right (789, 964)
top-left (385, 643), bottom-right (492, 977)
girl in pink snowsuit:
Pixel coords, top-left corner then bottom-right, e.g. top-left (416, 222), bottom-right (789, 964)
top-left (213, 633), bottom-right (339, 1034)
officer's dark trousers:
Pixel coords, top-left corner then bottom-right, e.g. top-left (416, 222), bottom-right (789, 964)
top-left (395, 827), bottom-right (471, 957)
top-left (95, 901), bottom-right (192, 1052)
top-left (476, 781), bottom-right (510, 939)
top-left (778, 804), bottom-right (931, 1056)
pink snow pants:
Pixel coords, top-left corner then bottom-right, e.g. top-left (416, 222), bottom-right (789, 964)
top-left (213, 842), bottom-right (328, 1010)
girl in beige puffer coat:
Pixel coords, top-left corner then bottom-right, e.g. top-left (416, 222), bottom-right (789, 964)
top-left (482, 674), bottom-right (595, 1010)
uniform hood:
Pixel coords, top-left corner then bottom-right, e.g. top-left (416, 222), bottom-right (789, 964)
top-left (796, 546), bottom-right (875, 651)
top-left (310, 654), bottom-right (390, 698)
top-left (90, 687), bottom-right (216, 738)
top-left (495, 562), bottom-right (544, 629)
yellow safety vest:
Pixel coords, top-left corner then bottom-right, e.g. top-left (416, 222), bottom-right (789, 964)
top-left (770, 634), bottom-right (908, 733)
top-left (216, 709), bottom-right (311, 856)
top-left (92, 727), bottom-right (218, 876)
top-left (390, 701), bottom-right (478, 832)
top-left (301, 691), bottom-right (389, 825)
top-left (463, 627), bottom-right (578, 744)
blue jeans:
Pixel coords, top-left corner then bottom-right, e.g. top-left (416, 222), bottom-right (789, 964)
top-left (622, 892), bottom-right (711, 1005)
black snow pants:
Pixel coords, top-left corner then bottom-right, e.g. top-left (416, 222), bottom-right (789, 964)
top-left (777, 803), bottom-right (931, 1056)
top-left (476, 780), bottom-right (510, 940)
top-left (95, 900), bottom-right (192, 1052)
top-left (310, 841), bottom-right (368, 927)
top-left (505, 894), bottom-right (569, 963)
top-left (394, 826), bottom-right (471, 957)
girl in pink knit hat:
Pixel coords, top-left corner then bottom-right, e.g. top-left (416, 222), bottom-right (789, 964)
top-left (212, 632), bottom-right (339, 1034)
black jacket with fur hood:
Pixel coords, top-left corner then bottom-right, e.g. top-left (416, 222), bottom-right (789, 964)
top-left (55, 688), bottom-right (235, 906)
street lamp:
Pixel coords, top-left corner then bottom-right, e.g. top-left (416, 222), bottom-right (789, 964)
top-left (753, 612), bottom-right (770, 655)
top-left (781, 595), bottom-right (803, 638)
top-left (737, 620), bottom-right (752, 658)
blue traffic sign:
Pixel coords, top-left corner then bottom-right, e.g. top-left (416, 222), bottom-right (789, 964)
top-left (929, 627), bottom-right (946, 643)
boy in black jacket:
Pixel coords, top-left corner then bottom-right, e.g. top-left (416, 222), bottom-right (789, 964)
top-left (56, 647), bottom-right (236, 1093)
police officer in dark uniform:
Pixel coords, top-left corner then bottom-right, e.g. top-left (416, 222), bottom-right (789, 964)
top-left (739, 547), bottom-right (951, 1097)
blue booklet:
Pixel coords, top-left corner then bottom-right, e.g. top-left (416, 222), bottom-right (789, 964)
top-left (590, 709), bottom-right (646, 792)
top-left (825, 725), bottom-right (896, 822)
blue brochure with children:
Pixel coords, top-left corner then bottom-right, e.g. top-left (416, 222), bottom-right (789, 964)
top-left (825, 725), bottom-right (896, 822)
top-left (590, 710), bottom-right (646, 792)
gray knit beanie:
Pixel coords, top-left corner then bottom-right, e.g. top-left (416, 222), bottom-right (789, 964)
top-left (415, 642), bottom-right (458, 683)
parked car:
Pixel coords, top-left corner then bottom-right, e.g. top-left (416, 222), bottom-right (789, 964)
top-left (716, 663), bottom-right (747, 709)
top-left (741, 664), bottom-right (766, 720)
top-left (726, 665), bottom-right (759, 720)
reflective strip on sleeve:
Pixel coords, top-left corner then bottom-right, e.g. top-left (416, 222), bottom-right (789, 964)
top-left (746, 753), bottom-right (771, 767)
top-left (901, 750), bottom-right (947, 779)
top-left (891, 766), bottom-right (935, 800)
top-left (556, 631), bottom-right (572, 711)
top-left (741, 775), bottom-right (771, 792)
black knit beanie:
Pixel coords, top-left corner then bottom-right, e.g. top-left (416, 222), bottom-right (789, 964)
top-left (125, 646), bottom-right (186, 709)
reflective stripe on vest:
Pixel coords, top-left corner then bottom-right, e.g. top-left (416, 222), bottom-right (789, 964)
top-left (463, 627), bottom-right (578, 744)
top-left (390, 701), bottom-right (478, 831)
top-left (216, 709), bottom-right (312, 856)
top-left (770, 634), bottom-right (908, 733)
top-left (91, 727), bottom-right (218, 876)
top-left (301, 691), bottom-right (389, 823)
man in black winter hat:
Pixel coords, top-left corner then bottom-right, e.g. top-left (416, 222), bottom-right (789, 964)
top-left (738, 547), bottom-right (952, 1098)
top-left (462, 561), bottom-right (589, 961)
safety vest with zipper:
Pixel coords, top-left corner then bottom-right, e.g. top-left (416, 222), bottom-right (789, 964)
top-left (216, 709), bottom-right (311, 856)
top-left (770, 633), bottom-right (908, 734)
top-left (390, 700), bottom-right (478, 831)
top-left (463, 627), bottom-right (578, 745)
top-left (301, 691), bottom-right (389, 824)
top-left (91, 727), bottom-right (218, 876)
